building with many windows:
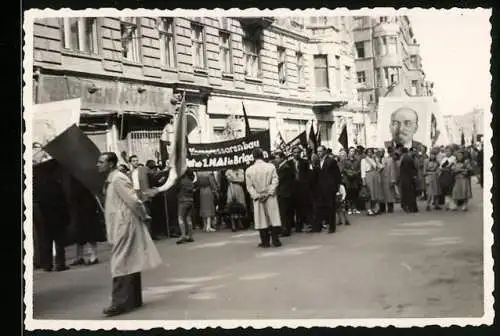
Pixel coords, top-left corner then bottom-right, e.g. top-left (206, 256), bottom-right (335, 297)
top-left (32, 15), bottom-right (367, 161)
top-left (351, 15), bottom-right (432, 123)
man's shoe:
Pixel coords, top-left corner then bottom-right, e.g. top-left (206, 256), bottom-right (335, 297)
top-left (102, 306), bottom-right (126, 317)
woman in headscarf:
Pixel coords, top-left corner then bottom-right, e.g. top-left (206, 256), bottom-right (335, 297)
top-left (439, 145), bottom-right (457, 210)
top-left (451, 150), bottom-right (473, 211)
top-left (423, 148), bottom-right (441, 210)
top-left (225, 168), bottom-right (247, 231)
top-left (360, 148), bottom-right (383, 216)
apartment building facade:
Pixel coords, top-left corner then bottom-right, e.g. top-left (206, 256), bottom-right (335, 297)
top-left (351, 15), bottom-right (430, 123)
top-left (32, 15), bottom-right (365, 162)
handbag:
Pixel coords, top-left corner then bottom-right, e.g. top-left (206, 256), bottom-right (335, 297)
top-left (359, 185), bottom-right (371, 202)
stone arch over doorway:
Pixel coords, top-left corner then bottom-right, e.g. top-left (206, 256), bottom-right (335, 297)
top-left (186, 111), bottom-right (201, 143)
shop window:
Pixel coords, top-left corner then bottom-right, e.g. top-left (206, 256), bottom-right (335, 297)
top-left (277, 47), bottom-right (287, 85)
top-left (355, 41), bottom-right (365, 58)
top-left (158, 18), bottom-right (176, 68)
top-left (296, 52), bottom-right (305, 86)
top-left (62, 17), bottom-right (99, 54)
top-left (243, 31), bottom-right (261, 78)
top-left (219, 31), bottom-right (233, 74)
top-left (120, 17), bottom-right (141, 63)
top-left (313, 54), bottom-right (329, 89)
top-left (191, 23), bottom-right (206, 69)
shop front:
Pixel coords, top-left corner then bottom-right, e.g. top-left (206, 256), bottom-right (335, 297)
top-left (207, 95), bottom-right (278, 145)
top-left (36, 74), bottom-right (175, 163)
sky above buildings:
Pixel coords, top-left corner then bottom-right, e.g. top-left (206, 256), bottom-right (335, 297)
top-left (409, 9), bottom-right (491, 116)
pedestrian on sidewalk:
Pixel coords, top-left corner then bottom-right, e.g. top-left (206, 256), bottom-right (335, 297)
top-left (245, 148), bottom-right (282, 248)
top-left (176, 168), bottom-right (197, 244)
top-left (97, 152), bottom-right (162, 317)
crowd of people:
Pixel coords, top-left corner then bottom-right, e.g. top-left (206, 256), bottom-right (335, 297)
top-left (33, 139), bottom-right (484, 272)
top-left (32, 137), bottom-right (483, 316)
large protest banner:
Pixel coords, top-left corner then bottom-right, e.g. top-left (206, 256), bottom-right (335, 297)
top-left (187, 130), bottom-right (271, 171)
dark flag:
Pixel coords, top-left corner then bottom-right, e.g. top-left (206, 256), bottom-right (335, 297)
top-left (338, 123), bottom-right (348, 150)
top-left (43, 124), bottom-right (104, 195)
top-left (316, 124), bottom-right (322, 147)
top-left (308, 123), bottom-right (317, 151)
top-left (461, 131), bottom-right (466, 146)
top-left (241, 102), bottom-right (251, 136)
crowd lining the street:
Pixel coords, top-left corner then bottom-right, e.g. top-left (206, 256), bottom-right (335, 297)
top-left (33, 140), bottom-right (483, 271)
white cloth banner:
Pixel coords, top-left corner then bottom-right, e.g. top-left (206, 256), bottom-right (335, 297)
top-left (32, 98), bottom-right (82, 164)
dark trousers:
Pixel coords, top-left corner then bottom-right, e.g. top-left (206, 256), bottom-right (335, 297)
top-left (112, 272), bottom-right (142, 310)
top-left (278, 196), bottom-right (294, 235)
top-left (38, 227), bottom-right (66, 269)
top-left (166, 191), bottom-right (180, 236)
top-left (312, 205), bottom-right (336, 232)
top-left (293, 189), bottom-right (312, 231)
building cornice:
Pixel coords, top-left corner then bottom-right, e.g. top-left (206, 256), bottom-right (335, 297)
top-left (269, 23), bottom-right (311, 42)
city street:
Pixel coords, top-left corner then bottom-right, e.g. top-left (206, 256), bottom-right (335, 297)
top-left (32, 184), bottom-right (485, 321)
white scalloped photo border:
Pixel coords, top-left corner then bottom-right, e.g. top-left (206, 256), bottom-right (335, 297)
top-left (22, 7), bottom-right (494, 330)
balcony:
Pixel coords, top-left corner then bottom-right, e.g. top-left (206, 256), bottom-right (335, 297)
top-left (238, 17), bottom-right (275, 30)
top-left (312, 89), bottom-right (347, 109)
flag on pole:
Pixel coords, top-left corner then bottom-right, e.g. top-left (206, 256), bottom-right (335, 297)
top-left (461, 131), bottom-right (466, 146)
top-left (316, 124), bottom-right (322, 147)
top-left (157, 92), bottom-right (187, 192)
top-left (275, 131), bottom-right (286, 150)
top-left (338, 121), bottom-right (348, 150)
top-left (241, 102), bottom-right (251, 136)
top-left (43, 124), bottom-right (104, 195)
top-left (308, 123), bottom-right (317, 151)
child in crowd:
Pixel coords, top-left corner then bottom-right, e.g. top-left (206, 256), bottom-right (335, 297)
top-left (177, 168), bottom-right (196, 244)
top-left (336, 181), bottom-right (350, 226)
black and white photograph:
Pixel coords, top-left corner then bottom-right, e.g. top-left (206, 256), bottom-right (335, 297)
top-left (23, 8), bottom-right (493, 330)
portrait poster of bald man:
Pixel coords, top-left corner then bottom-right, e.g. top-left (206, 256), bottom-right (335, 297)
top-left (377, 96), bottom-right (438, 152)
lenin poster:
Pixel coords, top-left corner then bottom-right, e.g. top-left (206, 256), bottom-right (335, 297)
top-left (187, 130), bottom-right (271, 171)
top-left (376, 96), bottom-right (438, 151)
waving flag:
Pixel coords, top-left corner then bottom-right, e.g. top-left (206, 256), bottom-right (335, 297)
top-left (308, 123), bottom-right (317, 151)
top-left (157, 92), bottom-right (187, 192)
top-left (241, 102), bottom-right (251, 136)
top-left (275, 131), bottom-right (286, 150)
top-left (338, 120), bottom-right (348, 150)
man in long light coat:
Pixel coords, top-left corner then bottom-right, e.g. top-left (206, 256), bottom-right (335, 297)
top-left (97, 152), bottom-right (162, 317)
top-left (245, 148), bottom-right (282, 248)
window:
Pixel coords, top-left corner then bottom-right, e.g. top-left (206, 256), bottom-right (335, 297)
top-left (277, 47), bottom-right (287, 84)
top-left (387, 36), bottom-right (398, 54)
top-left (120, 17), bottom-right (141, 62)
top-left (356, 71), bottom-right (366, 83)
top-left (243, 34), bottom-right (261, 78)
top-left (410, 55), bottom-right (417, 66)
top-left (344, 66), bottom-right (351, 79)
top-left (411, 80), bottom-right (418, 95)
top-left (375, 67), bottom-right (382, 87)
top-left (384, 67), bottom-right (399, 85)
top-left (62, 17), bottom-right (98, 54)
top-left (380, 16), bottom-right (388, 23)
top-left (191, 23), bottom-right (206, 69)
top-left (158, 18), bottom-right (175, 68)
top-left (353, 17), bottom-right (364, 29)
top-left (335, 55), bottom-right (341, 89)
top-left (355, 41), bottom-right (365, 58)
top-left (219, 31), bottom-right (232, 73)
top-left (296, 52), bottom-right (305, 86)
top-left (314, 55), bottom-right (329, 89)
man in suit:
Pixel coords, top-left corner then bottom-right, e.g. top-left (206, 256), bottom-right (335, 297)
top-left (384, 107), bottom-right (424, 150)
top-left (311, 145), bottom-right (342, 233)
top-left (291, 146), bottom-right (312, 232)
top-left (245, 148), bottom-right (283, 248)
top-left (274, 150), bottom-right (296, 237)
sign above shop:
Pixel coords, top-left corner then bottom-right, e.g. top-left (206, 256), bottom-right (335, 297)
top-left (39, 75), bottom-right (174, 114)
